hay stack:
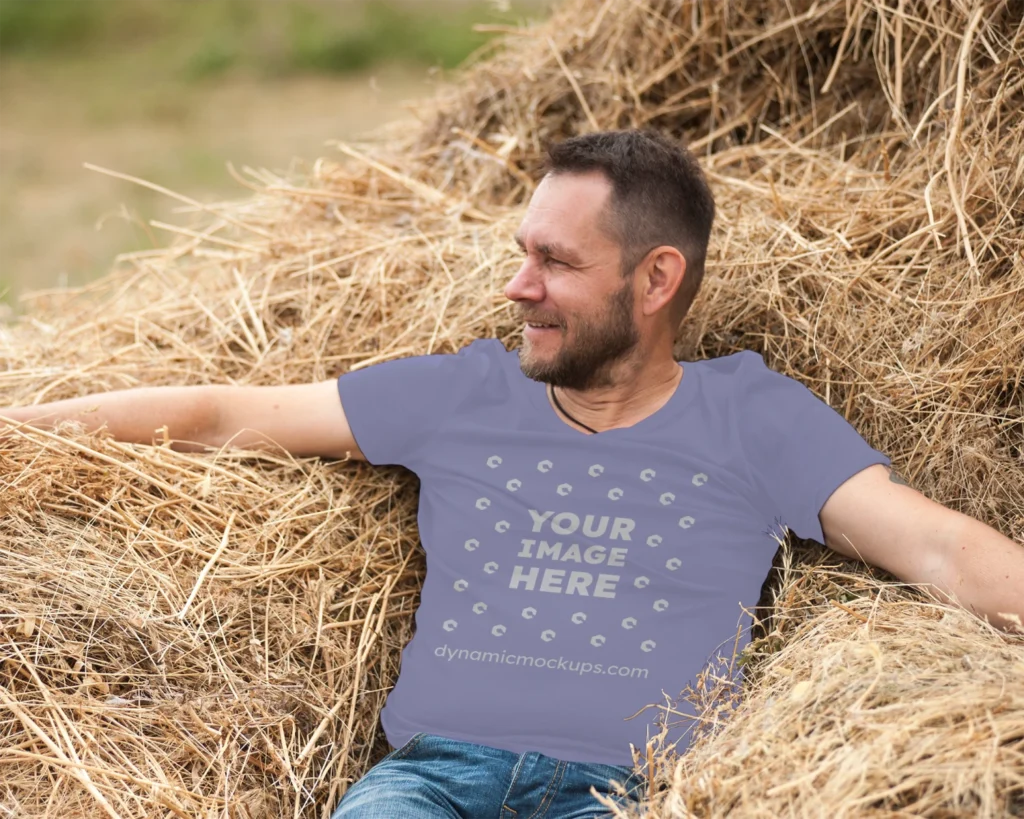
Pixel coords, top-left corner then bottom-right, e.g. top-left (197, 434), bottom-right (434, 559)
top-left (2, 0), bottom-right (1022, 816)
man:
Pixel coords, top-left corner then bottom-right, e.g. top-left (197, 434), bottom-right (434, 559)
top-left (3, 130), bottom-right (1022, 819)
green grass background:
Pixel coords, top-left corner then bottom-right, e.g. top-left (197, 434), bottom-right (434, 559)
top-left (0, 0), bottom-right (522, 77)
top-left (0, 0), bottom-right (545, 305)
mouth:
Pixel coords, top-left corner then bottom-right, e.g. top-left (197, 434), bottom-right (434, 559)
top-left (524, 321), bottom-right (561, 338)
top-left (523, 315), bottom-right (561, 329)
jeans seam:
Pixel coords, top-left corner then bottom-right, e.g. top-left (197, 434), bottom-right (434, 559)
top-left (390, 731), bottom-right (427, 760)
top-left (524, 758), bottom-right (565, 819)
top-left (500, 754), bottom-right (528, 816)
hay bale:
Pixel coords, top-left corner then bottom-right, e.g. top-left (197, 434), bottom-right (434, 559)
top-left (1, 0), bottom-right (1022, 816)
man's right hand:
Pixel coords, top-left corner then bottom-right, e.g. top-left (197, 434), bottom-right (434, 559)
top-left (0, 381), bottom-right (365, 461)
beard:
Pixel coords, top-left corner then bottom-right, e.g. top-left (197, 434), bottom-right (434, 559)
top-left (517, 277), bottom-right (640, 390)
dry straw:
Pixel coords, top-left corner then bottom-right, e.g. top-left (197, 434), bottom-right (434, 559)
top-left (2, 0), bottom-right (1023, 816)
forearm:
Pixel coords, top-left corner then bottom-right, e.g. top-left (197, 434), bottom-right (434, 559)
top-left (0, 386), bottom-right (221, 452)
top-left (940, 515), bottom-right (1024, 632)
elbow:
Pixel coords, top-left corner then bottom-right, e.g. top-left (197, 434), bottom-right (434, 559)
top-left (923, 514), bottom-right (974, 606)
top-left (179, 386), bottom-right (226, 450)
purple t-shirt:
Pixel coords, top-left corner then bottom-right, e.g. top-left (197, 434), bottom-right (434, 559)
top-left (336, 338), bottom-right (889, 765)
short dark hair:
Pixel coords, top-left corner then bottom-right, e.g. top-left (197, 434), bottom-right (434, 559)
top-left (545, 130), bottom-right (715, 326)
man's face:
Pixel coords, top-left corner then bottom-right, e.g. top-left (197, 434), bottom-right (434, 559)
top-left (504, 171), bottom-right (640, 391)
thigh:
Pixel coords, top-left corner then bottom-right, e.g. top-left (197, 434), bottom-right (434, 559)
top-left (331, 733), bottom-right (512, 819)
top-left (331, 764), bottom-right (456, 819)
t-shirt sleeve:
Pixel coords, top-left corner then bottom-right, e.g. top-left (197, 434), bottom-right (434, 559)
top-left (336, 338), bottom-right (494, 470)
top-left (736, 350), bottom-right (891, 544)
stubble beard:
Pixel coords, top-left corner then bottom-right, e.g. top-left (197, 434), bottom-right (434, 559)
top-left (518, 278), bottom-right (640, 391)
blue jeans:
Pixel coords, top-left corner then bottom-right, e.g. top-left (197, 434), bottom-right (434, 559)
top-left (331, 732), bottom-right (647, 818)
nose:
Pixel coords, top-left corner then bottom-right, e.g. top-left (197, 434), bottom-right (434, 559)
top-left (504, 258), bottom-right (545, 304)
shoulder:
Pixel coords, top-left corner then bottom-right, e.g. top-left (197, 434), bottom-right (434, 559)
top-left (696, 348), bottom-right (761, 375)
top-left (431, 337), bottom-right (515, 399)
top-left (336, 338), bottom-right (509, 396)
top-left (446, 337), bottom-right (513, 376)
top-left (377, 337), bottom-right (507, 371)
top-left (695, 350), bottom-right (821, 428)
top-left (691, 349), bottom-right (792, 391)
top-left (712, 349), bottom-right (812, 393)
top-left (457, 337), bottom-right (509, 360)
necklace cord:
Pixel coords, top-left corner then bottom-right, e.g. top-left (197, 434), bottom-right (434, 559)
top-left (549, 385), bottom-right (599, 434)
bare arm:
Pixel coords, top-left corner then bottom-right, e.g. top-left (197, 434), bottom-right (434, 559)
top-left (939, 513), bottom-right (1024, 632)
top-left (822, 464), bottom-right (1023, 632)
top-left (0, 381), bottom-right (365, 460)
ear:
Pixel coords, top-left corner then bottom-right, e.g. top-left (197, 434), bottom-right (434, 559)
top-left (638, 246), bottom-right (686, 318)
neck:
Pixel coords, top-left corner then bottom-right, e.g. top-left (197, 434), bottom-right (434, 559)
top-left (550, 355), bottom-right (683, 433)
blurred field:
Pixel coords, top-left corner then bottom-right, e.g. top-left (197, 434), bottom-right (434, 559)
top-left (0, 0), bottom-right (545, 307)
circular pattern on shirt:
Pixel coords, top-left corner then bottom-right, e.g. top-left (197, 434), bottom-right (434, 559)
top-left (462, 450), bottom-right (712, 654)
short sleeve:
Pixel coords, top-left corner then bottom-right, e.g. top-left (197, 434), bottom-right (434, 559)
top-left (336, 339), bottom-right (495, 469)
top-left (736, 351), bottom-right (891, 544)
